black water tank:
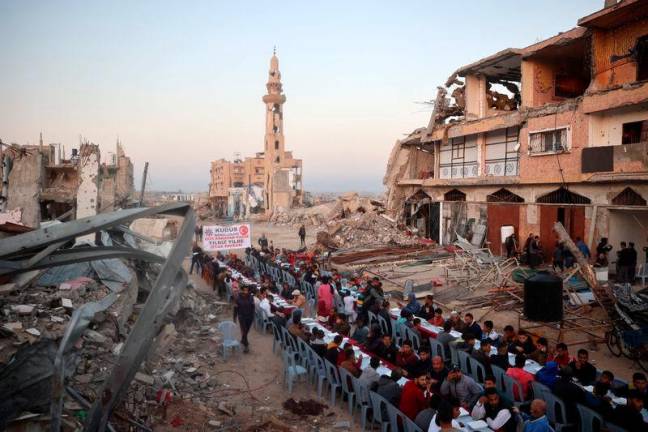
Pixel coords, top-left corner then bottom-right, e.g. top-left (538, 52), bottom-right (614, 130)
top-left (524, 271), bottom-right (563, 322)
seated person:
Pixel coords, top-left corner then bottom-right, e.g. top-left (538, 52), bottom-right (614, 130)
top-left (309, 328), bottom-right (327, 357)
top-left (552, 367), bottom-right (585, 424)
top-left (430, 307), bottom-right (445, 326)
top-left (440, 365), bottom-right (483, 410)
top-left (551, 342), bottom-right (571, 368)
top-left (280, 282), bottom-right (293, 300)
top-left (568, 349), bottom-right (596, 386)
top-left (471, 388), bottom-right (517, 432)
top-left (502, 325), bottom-right (517, 347)
top-left (447, 311), bottom-right (466, 333)
top-left (472, 338), bottom-right (493, 375)
top-left (333, 314), bottom-right (351, 337)
top-left (507, 329), bottom-right (534, 355)
top-left (419, 294), bottom-right (435, 320)
top-left (290, 289), bottom-right (306, 308)
top-left (528, 337), bottom-right (549, 366)
top-left (522, 399), bottom-right (553, 432)
top-left (351, 316), bottom-right (369, 345)
top-left (490, 343), bottom-right (510, 371)
top-left (628, 372), bottom-right (648, 406)
top-left (463, 312), bottom-right (482, 340)
top-left (429, 355), bottom-right (448, 394)
top-left (325, 334), bottom-right (344, 365)
top-left (358, 356), bottom-right (381, 388)
top-left (373, 334), bottom-right (398, 364)
top-left (339, 345), bottom-right (364, 378)
top-left (505, 354), bottom-right (534, 402)
top-left (611, 389), bottom-right (645, 432)
top-left (397, 309), bottom-right (415, 328)
top-left (584, 381), bottom-right (614, 421)
top-left (411, 347), bottom-right (432, 377)
top-left (374, 368), bottom-right (403, 407)
top-left (436, 320), bottom-right (456, 360)
top-left (396, 340), bottom-right (419, 375)
top-left (535, 361), bottom-right (560, 390)
top-left (429, 399), bottom-right (462, 432)
top-left (287, 311), bottom-right (309, 342)
top-left (481, 320), bottom-right (500, 346)
top-left (455, 332), bottom-right (477, 355)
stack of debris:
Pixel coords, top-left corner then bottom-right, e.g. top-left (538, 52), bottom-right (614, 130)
top-left (0, 203), bottom-right (198, 431)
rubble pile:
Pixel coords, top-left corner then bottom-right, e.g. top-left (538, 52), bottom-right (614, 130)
top-left (272, 192), bottom-right (420, 249)
top-left (315, 193), bottom-right (419, 249)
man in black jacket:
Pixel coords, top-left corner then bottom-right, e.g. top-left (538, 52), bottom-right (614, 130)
top-left (233, 285), bottom-right (255, 353)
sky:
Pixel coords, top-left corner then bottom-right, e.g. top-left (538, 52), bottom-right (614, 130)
top-left (0, 0), bottom-right (601, 193)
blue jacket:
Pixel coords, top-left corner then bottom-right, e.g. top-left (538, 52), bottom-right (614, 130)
top-left (524, 415), bottom-right (554, 432)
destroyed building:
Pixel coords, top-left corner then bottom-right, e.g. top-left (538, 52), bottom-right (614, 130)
top-left (208, 50), bottom-right (303, 217)
top-left (384, 0), bottom-right (648, 261)
top-left (0, 137), bottom-right (135, 229)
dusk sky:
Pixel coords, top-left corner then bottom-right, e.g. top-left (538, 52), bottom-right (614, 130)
top-left (1, 0), bottom-right (600, 193)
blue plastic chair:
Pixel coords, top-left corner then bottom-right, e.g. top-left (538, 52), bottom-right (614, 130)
top-left (403, 327), bottom-right (421, 351)
top-left (502, 373), bottom-right (525, 406)
top-left (281, 349), bottom-right (308, 393)
top-left (368, 391), bottom-right (390, 432)
top-left (218, 321), bottom-right (242, 360)
top-left (428, 337), bottom-right (446, 362)
top-left (544, 391), bottom-right (574, 431)
top-left (491, 364), bottom-right (506, 393)
top-left (311, 354), bottom-right (328, 399)
top-left (271, 322), bottom-right (284, 354)
top-left (531, 380), bottom-right (551, 400)
top-left (351, 377), bottom-right (371, 431)
top-left (456, 350), bottom-right (472, 376)
top-left (338, 367), bottom-right (356, 416)
top-left (576, 403), bottom-right (604, 432)
top-left (323, 359), bottom-right (342, 406)
top-left (386, 403), bottom-right (423, 432)
top-left (468, 357), bottom-right (486, 383)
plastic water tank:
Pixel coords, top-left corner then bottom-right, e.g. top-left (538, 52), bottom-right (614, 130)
top-left (523, 271), bottom-right (563, 322)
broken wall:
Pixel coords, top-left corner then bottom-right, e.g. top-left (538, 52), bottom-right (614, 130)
top-left (76, 144), bottom-right (100, 225)
top-left (383, 141), bottom-right (412, 215)
top-left (6, 151), bottom-right (43, 228)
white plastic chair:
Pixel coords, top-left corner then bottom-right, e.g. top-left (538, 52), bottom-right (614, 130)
top-left (218, 321), bottom-right (242, 360)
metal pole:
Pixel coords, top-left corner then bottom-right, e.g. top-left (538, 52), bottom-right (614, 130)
top-left (138, 162), bottom-right (149, 206)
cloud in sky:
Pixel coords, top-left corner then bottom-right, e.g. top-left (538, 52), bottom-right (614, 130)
top-left (0, 0), bottom-right (598, 192)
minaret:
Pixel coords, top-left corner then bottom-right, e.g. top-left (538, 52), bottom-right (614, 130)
top-left (262, 48), bottom-right (287, 211)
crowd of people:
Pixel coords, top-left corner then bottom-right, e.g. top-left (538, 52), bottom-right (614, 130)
top-left (504, 231), bottom-right (645, 284)
top-left (190, 231), bottom-right (647, 431)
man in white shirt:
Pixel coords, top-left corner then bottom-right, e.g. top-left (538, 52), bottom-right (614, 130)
top-left (471, 388), bottom-right (516, 432)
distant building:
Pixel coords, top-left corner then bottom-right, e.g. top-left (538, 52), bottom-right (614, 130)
top-left (0, 135), bottom-right (134, 228)
top-left (384, 0), bottom-right (648, 259)
top-left (208, 50), bottom-right (303, 217)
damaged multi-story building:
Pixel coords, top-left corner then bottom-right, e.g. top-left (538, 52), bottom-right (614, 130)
top-left (385, 0), bottom-right (648, 260)
top-left (0, 136), bottom-right (135, 229)
top-left (208, 50), bottom-right (303, 217)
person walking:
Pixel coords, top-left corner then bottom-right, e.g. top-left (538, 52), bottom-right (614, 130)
top-left (298, 224), bottom-right (306, 248)
top-left (233, 285), bottom-right (255, 353)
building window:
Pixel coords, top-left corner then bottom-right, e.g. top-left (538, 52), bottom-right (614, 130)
top-left (622, 120), bottom-right (648, 144)
top-left (444, 189), bottom-right (466, 202)
top-left (439, 135), bottom-right (478, 179)
top-left (275, 140), bottom-right (279, 150)
top-left (275, 156), bottom-right (280, 163)
top-left (485, 127), bottom-right (520, 176)
top-left (528, 128), bottom-right (569, 154)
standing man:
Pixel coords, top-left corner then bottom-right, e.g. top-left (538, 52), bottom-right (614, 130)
top-left (194, 224), bottom-right (201, 242)
top-left (628, 242), bottom-right (638, 284)
top-left (233, 285), bottom-right (255, 353)
top-left (298, 224), bottom-right (306, 248)
top-left (258, 233), bottom-right (269, 251)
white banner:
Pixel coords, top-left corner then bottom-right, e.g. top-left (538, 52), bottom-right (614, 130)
top-left (202, 224), bottom-right (251, 251)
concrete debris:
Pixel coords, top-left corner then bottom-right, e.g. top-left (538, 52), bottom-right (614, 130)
top-left (11, 304), bottom-right (35, 315)
top-left (0, 283), bottom-right (17, 296)
top-left (25, 328), bottom-right (41, 337)
top-left (61, 298), bottom-right (73, 309)
top-left (85, 329), bottom-right (108, 344)
top-left (2, 322), bottom-right (23, 332)
top-left (134, 372), bottom-right (155, 386)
